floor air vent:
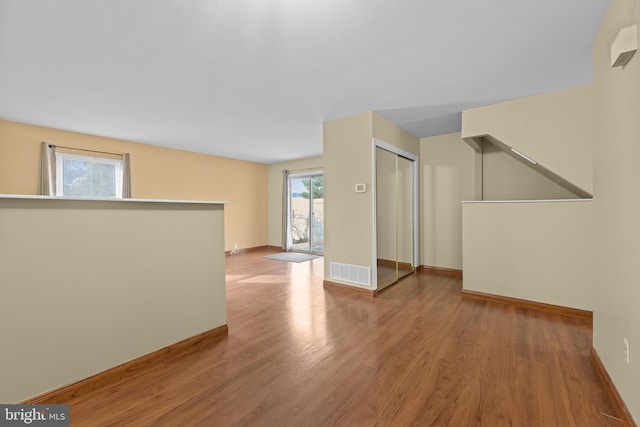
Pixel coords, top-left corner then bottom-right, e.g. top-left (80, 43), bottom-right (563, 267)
top-left (329, 262), bottom-right (371, 286)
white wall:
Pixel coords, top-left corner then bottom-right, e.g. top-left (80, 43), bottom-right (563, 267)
top-left (462, 200), bottom-right (593, 311)
top-left (0, 197), bottom-right (226, 403)
top-left (592, 0), bottom-right (640, 420)
top-left (420, 132), bottom-right (476, 270)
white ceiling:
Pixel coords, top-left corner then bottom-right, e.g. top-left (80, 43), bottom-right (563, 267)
top-left (0, 0), bottom-right (609, 164)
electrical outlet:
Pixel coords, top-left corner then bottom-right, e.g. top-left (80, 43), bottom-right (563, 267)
top-left (623, 338), bottom-right (630, 365)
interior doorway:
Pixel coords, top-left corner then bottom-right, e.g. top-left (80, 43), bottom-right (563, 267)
top-left (287, 172), bottom-right (324, 254)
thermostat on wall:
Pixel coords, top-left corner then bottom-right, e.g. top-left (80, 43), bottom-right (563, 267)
top-left (355, 183), bottom-right (366, 193)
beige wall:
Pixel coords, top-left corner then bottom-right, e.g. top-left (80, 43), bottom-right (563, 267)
top-left (482, 141), bottom-right (579, 200)
top-left (457, 1), bottom-right (639, 415)
top-left (267, 156), bottom-right (323, 247)
top-left (372, 112), bottom-right (421, 156)
top-left (462, 200), bottom-right (594, 310)
top-left (0, 197), bottom-right (226, 403)
top-left (0, 120), bottom-right (268, 251)
top-left (592, 0), bottom-right (640, 420)
top-left (420, 132), bottom-right (476, 270)
top-left (323, 112), bottom-right (419, 288)
top-left (323, 112), bottom-right (374, 284)
top-left (462, 84), bottom-right (594, 195)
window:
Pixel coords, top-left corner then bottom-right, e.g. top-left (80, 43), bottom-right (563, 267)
top-left (55, 152), bottom-right (124, 198)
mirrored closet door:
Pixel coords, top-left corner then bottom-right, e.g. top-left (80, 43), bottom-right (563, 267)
top-left (376, 146), bottom-right (415, 290)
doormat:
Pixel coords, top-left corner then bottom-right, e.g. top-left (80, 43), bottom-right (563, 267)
top-left (264, 252), bottom-right (320, 263)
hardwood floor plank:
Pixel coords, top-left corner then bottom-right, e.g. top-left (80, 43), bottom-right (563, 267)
top-left (61, 249), bottom-right (624, 426)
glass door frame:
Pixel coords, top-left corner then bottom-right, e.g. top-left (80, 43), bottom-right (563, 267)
top-left (371, 138), bottom-right (419, 291)
top-left (287, 171), bottom-right (324, 255)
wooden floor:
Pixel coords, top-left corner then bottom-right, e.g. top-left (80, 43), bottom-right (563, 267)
top-left (67, 248), bottom-right (624, 426)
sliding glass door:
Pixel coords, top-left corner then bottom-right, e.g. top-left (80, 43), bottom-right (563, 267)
top-left (289, 173), bottom-right (324, 254)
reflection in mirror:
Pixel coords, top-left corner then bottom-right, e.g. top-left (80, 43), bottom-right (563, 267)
top-left (376, 147), bottom-right (414, 290)
top-left (396, 155), bottom-right (414, 281)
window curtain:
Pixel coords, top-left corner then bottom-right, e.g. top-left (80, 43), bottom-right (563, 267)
top-left (282, 170), bottom-right (291, 250)
top-left (39, 142), bottom-right (56, 196)
top-left (122, 153), bottom-right (132, 198)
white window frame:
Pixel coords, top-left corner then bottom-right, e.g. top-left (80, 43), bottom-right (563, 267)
top-left (55, 152), bottom-right (124, 198)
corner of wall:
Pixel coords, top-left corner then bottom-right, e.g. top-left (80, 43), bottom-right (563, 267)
top-left (592, 0), bottom-right (640, 422)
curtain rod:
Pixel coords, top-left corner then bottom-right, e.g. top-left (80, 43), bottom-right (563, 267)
top-left (48, 143), bottom-right (123, 157)
top-left (287, 167), bottom-right (323, 174)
